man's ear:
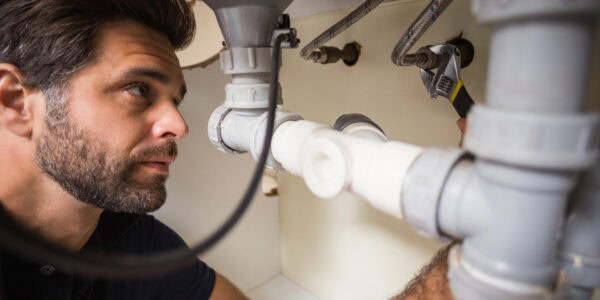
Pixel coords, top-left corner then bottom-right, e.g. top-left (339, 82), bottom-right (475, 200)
top-left (0, 63), bottom-right (35, 137)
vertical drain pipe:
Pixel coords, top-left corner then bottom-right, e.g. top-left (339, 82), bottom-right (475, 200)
top-left (204, 0), bottom-right (302, 168)
top-left (443, 1), bottom-right (600, 299)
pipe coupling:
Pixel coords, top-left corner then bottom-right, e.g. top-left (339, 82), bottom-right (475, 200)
top-left (465, 105), bottom-right (599, 170)
top-left (224, 82), bottom-right (282, 109)
top-left (220, 47), bottom-right (276, 75)
top-left (402, 147), bottom-right (469, 239)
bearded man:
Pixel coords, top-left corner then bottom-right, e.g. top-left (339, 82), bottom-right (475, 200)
top-left (0, 0), bottom-right (245, 299)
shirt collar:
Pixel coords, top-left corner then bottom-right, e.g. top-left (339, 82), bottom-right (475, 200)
top-left (83, 211), bottom-right (142, 252)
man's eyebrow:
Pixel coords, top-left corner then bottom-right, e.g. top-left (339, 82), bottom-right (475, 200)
top-left (122, 67), bottom-right (187, 100)
top-left (124, 67), bottom-right (170, 84)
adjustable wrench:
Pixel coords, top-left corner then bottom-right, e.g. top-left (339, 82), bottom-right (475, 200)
top-left (415, 43), bottom-right (475, 118)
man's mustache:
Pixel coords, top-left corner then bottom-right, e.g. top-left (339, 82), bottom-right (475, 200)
top-left (133, 141), bottom-right (178, 162)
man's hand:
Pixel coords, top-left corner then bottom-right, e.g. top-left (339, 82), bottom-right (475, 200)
top-left (392, 242), bottom-right (456, 300)
top-left (210, 273), bottom-right (247, 300)
top-left (456, 118), bottom-right (467, 148)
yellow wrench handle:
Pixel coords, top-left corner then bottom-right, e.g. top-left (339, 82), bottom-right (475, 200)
top-left (449, 80), bottom-right (474, 118)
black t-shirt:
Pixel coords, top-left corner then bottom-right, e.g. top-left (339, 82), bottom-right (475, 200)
top-left (0, 211), bottom-right (216, 300)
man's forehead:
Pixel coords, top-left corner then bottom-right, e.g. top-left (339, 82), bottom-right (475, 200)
top-left (94, 19), bottom-right (183, 76)
top-left (88, 19), bottom-right (186, 93)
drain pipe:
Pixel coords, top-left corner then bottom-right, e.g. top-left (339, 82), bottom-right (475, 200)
top-left (399, 1), bottom-right (600, 298)
top-left (207, 47), bottom-right (302, 169)
top-left (203, 0), bottom-right (302, 169)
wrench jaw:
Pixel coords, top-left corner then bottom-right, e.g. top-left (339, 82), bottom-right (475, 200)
top-left (420, 68), bottom-right (437, 98)
top-left (418, 44), bottom-right (463, 101)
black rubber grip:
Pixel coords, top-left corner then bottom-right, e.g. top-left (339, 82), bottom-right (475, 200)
top-left (451, 84), bottom-right (474, 118)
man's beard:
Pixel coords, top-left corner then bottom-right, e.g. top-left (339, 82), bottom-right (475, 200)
top-left (34, 95), bottom-right (177, 213)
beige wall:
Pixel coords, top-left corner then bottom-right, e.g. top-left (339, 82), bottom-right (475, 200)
top-left (278, 0), bottom-right (599, 299)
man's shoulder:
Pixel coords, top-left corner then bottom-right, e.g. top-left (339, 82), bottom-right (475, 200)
top-left (85, 212), bottom-right (216, 299)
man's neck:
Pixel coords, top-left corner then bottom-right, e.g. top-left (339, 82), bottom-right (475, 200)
top-left (0, 153), bottom-right (103, 251)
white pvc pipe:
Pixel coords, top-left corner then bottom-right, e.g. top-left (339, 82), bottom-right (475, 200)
top-left (272, 120), bottom-right (423, 218)
top-left (220, 109), bottom-right (265, 153)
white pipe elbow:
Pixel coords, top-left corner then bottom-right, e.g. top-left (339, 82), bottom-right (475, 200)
top-left (220, 109), bottom-right (264, 153)
top-left (208, 105), bottom-right (302, 169)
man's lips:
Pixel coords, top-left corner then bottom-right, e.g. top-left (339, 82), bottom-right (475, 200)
top-left (139, 157), bottom-right (175, 174)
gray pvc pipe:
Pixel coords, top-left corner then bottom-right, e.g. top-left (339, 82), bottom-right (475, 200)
top-left (466, 160), bottom-right (575, 285)
top-left (438, 160), bottom-right (488, 240)
top-left (204, 0), bottom-right (293, 47)
top-left (568, 286), bottom-right (594, 300)
top-left (441, 159), bottom-right (576, 288)
top-left (441, 4), bottom-right (599, 298)
top-left (559, 160), bottom-right (600, 298)
top-left (484, 18), bottom-right (595, 113)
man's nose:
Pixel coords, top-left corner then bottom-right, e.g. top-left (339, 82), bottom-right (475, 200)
top-left (151, 101), bottom-right (189, 141)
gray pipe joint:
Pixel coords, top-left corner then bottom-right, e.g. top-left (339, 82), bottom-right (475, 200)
top-left (401, 147), bottom-right (470, 240)
top-left (401, 145), bottom-right (588, 299)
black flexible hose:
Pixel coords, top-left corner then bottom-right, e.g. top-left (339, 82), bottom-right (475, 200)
top-left (0, 34), bottom-right (287, 279)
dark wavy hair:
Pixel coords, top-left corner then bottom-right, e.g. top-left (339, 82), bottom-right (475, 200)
top-left (0, 0), bottom-right (195, 92)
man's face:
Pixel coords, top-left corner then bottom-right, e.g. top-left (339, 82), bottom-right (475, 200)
top-left (35, 19), bottom-right (188, 213)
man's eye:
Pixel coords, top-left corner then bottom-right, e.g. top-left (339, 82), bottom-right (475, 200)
top-left (127, 84), bottom-right (149, 98)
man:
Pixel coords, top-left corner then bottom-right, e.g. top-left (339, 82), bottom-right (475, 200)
top-left (0, 0), bottom-right (246, 299)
